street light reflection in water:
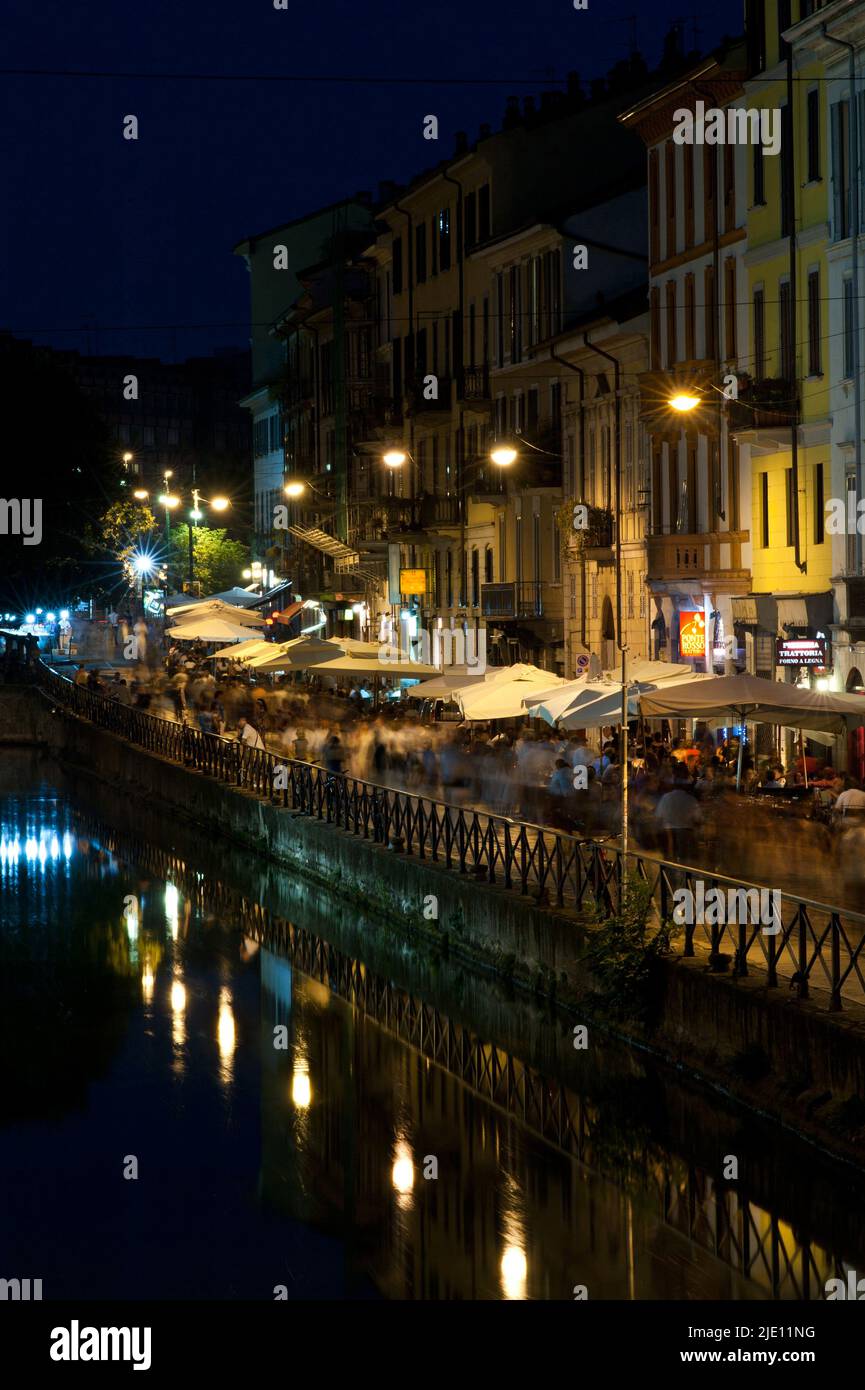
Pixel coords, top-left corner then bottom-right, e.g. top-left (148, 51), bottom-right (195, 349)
top-left (4, 789), bottom-right (865, 1300)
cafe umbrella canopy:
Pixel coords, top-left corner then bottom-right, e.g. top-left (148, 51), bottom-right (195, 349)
top-left (638, 672), bottom-right (865, 788)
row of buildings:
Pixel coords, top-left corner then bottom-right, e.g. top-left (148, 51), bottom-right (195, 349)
top-left (235, 0), bottom-right (865, 754)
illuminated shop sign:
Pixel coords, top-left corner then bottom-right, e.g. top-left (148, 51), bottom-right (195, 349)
top-left (775, 638), bottom-right (826, 667)
top-left (679, 609), bottom-right (706, 658)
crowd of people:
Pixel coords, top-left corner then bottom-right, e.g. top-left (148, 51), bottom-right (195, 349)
top-left (49, 606), bottom-right (865, 902)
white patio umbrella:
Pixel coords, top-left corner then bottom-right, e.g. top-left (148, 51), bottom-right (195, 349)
top-left (206, 638), bottom-right (275, 660)
top-left (527, 666), bottom-right (705, 728)
top-left (308, 654), bottom-right (439, 677)
top-left (457, 664), bottom-right (567, 720)
top-left (245, 637), bottom-right (349, 672)
top-left (166, 617), bottom-right (261, 643)
top-left (166, 599), bottom-right (266, 627)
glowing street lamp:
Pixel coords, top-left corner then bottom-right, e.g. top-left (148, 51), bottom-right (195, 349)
top-left (383, 449), bottom-right (407, 469)
top-left (669, 392), bottom-right (701, 413)
top-left (284, 480), bottom-right (306, 499)
top-left (490, 444), bottom-right (518, 468)
top-left (133, 489), bottom-right (149, 501)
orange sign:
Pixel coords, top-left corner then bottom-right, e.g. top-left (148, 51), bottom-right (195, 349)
top-left (679, 610), bottom-right (706, 658)
top-left (400, 568), bottom-right (427, 596)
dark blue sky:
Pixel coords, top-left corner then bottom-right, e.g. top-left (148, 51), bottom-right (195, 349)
top-left (1, 0), bottom-right (733, 362)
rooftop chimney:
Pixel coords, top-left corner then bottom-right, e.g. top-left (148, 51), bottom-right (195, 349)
top-left (454, 129), bottom-right (468, 155)
top-left (479, 122), bottom-right (492, 140)
top-left (503, 95), bottom-right (521, 129)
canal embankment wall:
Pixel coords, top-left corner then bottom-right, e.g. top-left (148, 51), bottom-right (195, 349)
top-left (10, 684), bottom-right (865, 1165)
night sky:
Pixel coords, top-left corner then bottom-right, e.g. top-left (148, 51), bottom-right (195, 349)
top-left (2, 0), bottom-right (732, 363)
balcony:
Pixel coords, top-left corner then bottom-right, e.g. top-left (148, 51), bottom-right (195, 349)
top-left (419, 495), bottom-right (461, 529)
top-left (646, 530), bottom-right (751, 592)
top-left (481, 581), bottom-right (544, 620)
top-left (728, 376), bottom-right (798, 437)
top-left (457, 365), bottom-right (491, 406)
top-left (572, 503), bottom-right (614, 562)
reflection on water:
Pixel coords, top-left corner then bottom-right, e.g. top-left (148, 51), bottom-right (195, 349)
top-left (2, 775), bottom-right (865, 1300)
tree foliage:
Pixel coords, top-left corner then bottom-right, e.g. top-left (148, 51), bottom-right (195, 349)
top-left (169, 525), bottom-right (249, 596)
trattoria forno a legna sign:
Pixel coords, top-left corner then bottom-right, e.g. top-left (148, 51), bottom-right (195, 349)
top-left (776, 638), bottom-right (827, 668)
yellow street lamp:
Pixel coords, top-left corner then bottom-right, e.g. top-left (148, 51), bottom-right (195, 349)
top-left (158, 494), bottom-right (180, 509)
top-left (490, 444), bottom-right (518, 468)
top-left (210, 496), bottom-right (230, 512)
top-left (383, 449), bottom-right (407, 469)
top-left (133, 489), bottom-right (149, 501)
top-left (284, 481), bottom-right (306, 498)
top-left (669, 393), bottom-right (701, 413)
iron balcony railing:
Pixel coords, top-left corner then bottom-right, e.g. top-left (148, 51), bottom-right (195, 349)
top-left (38, 663), bottom-right (865, 1012)
top-left (481, 581), bottom-right (543, 619)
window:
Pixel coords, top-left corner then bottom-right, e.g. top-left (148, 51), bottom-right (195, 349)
top-left (439, 207), bottom-right (451, 271)
top-left (484, 546), bottom-right (493, 583)
top-left (665, 142), bottom-right (676, 259)
top-left (550, 381), bottom-right (562, 427)
top-left (785, 467), bottom-right (797, 547)
top-left (392, 337), bottom-right (402, 403)
top-left (464, 191), bottom-right (476, 251)
top-left (753, 288), bottom-right (765, 378)
top-left (778, 0), bottom-right (791, 40)
top-left (430, 216), bottom-right (438, 275)
top-left (415, 223), bottom-right (427, 283)
top-left (761, 472), bottom-right (770, 548)
top-left (704, 266), bottom-right (716, 359)
top-left (815, 462), bottom-right (825, 545)
top-left (703, 145), bottom-right (716, 243)
top-left (723, 143), bottom-right (736, 232)
top-left (780, 103), bottom-right (793, 237)
top-left (392, 236), bottom-right (403, 295)
top-left (832, 99), bottom-right (851, 240)
top-left (526, 387), bottom-right (539, 431)
top-left (477, 184), bottom-right (491, 241)
top-left (652, 448), bottom-right (663, 533)
top-left (649, 149), bottom-right (660, 263)
top-left (495, 273), bottom-right (504, 366)
top-left (724, 258), bottom-right (737, 361)
top-left (546, 249), bottom-right (561, 334)
top-left (844, 276), bottom-right (855, 378)
top-left (807, 89), bottom-right (820, 182)
top-left (529, 256), bottom-right (541, 346)
top-left (684, 274), bottom-right (695, 359)
top-left (665, 280), bottom-right (677, 367)
top-left (753, 140), bottom-right (765, 206)
top-left (746, 0), bottom-right (766, 73)
top-left (650, 286), bottom-right (661, 368)
top-left (627, 570), bottom-right (634, 620)
top-left (807, 269), bottom-right (821, 375)
top-left (684, 144), bottom-right (694, 248)
top-left (471, 548), bottom-right (479, 607)
top-left (509, 266), bottom-right (521, 361)
top-left (779, 279), bottom-right (793, 380)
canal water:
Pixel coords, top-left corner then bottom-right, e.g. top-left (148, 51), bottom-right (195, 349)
top-left (3, 750), bottom-right (865, 1302)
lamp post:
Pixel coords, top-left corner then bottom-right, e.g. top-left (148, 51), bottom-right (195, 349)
top-left (187, 488), bottom-right (230, 591)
